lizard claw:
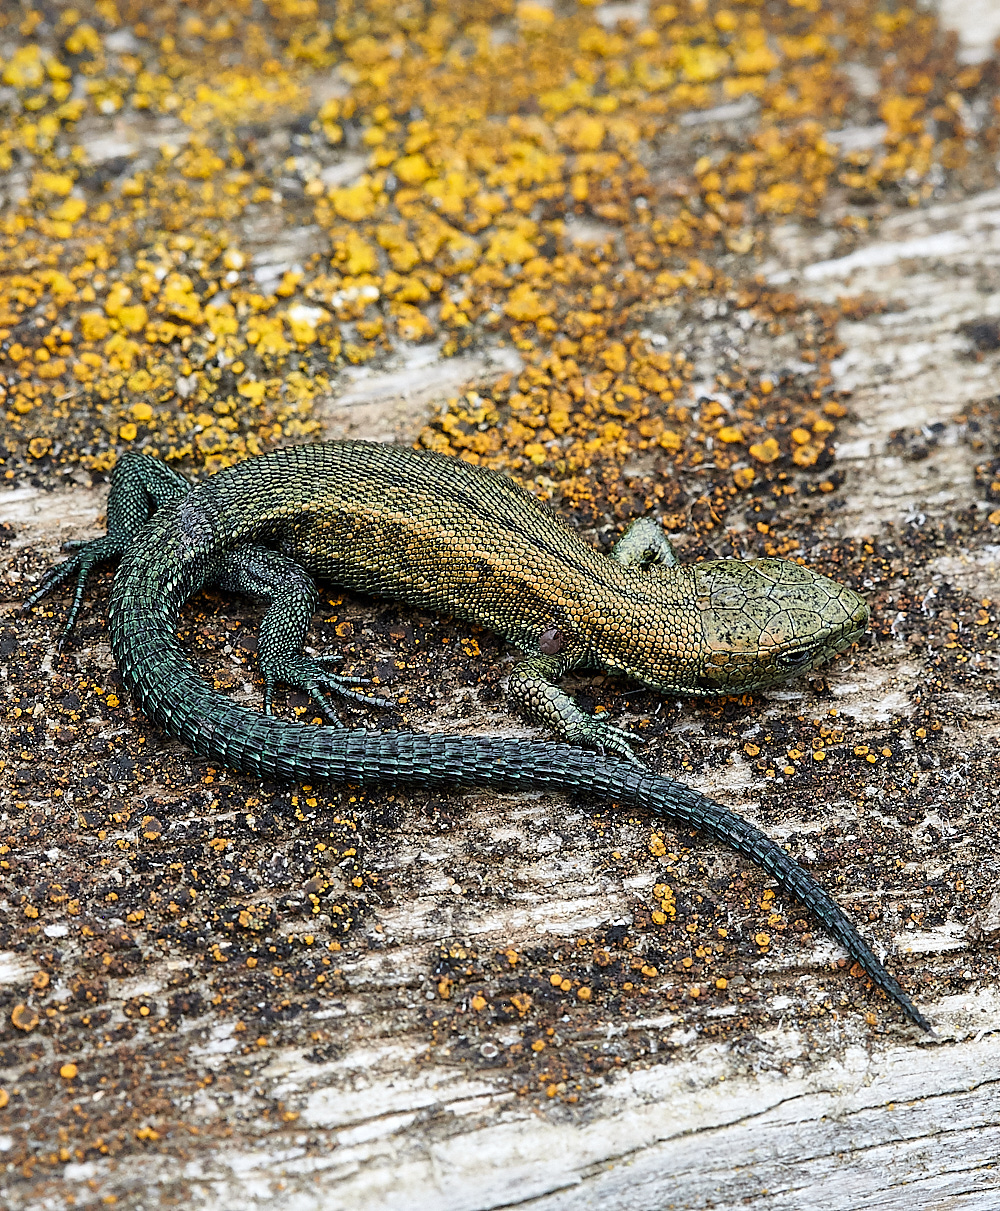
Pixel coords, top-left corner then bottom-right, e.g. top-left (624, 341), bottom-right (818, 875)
top-left (564, 717), bottom-right (647, 766)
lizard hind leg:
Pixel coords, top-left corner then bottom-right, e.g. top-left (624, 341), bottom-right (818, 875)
top-left (23, 452), bottom-right (192, 645)
top-left (214, 544), bottom-right (392, 724)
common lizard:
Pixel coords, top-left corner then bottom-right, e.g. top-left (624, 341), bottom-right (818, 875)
top-left (24, 440), bottom-right (929, 1030)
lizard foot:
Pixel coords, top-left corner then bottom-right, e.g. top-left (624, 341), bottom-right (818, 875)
top-left (22, 533), bottom-right (127, 647)
top-left (563, 717), bottom-right (647, 767)
top-left (262, 654), bottom-right (394, 724)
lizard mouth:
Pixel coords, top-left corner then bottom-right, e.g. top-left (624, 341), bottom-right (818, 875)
top-left (774, 596), bottom-right (870, 673)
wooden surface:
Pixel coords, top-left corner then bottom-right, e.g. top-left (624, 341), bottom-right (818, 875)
top-left (3, 4), bottom-right (1000, 1208)
top-left (4, 177), bottom-right (999, 1211)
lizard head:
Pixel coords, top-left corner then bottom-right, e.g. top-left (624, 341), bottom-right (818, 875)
top-left (685, 557), bottom-right (870, 695)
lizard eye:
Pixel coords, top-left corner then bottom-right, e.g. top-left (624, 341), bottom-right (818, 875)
top-left (776, 648), bottom-right (813, 669)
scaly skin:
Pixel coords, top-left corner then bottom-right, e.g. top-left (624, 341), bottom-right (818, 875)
top-left (24, 441), bottom-right (929, 1031)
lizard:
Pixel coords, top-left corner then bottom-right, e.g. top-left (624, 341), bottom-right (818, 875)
top-left (23, 439), bottom-right (930, 1031)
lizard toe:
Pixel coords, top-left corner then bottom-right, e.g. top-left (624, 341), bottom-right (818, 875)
top-left (261, 655), bottom-right (394, 720)
top-left (564, 718), bottom-right (646, 763)
top-left (302, 685), bottom-right (347, 726)
top-left (317, 679), bottom-right (395, 711)
top-left (24, 533), bottom-right (128, 644)
top-left (263, 675), bottom-right (345, 725)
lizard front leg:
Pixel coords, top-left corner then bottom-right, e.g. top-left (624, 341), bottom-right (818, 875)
top-left (213, 544), bottom-right (391, 722)
top-left (507, 654), bottom-right (645, 764)
top-left (611, 516), bottom-right (679, 568)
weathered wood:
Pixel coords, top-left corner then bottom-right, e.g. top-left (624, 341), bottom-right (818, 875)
top-left (3, 5), bottom-right (1000, 1208)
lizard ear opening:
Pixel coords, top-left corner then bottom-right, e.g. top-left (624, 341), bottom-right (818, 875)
top-left (538, 626), bottom-right (564, 655)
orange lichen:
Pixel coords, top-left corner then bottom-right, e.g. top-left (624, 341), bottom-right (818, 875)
top-left (0, 0), bottom-right (992, 502)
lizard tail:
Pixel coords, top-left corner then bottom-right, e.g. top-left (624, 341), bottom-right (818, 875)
top-left (304, 731), bottom-right (930, 1031)
top-left (108, 560), bottom-right (930, 1033)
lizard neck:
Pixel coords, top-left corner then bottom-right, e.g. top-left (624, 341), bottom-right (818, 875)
top-left (569, 560), bottom-right (705, 692)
